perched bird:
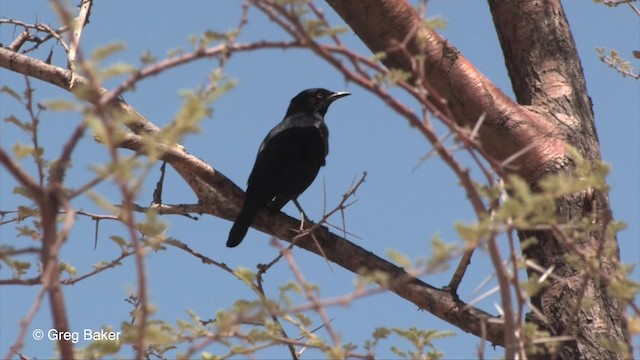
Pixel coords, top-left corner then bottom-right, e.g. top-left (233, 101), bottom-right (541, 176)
top-left (227, 88), bottom-right (350, 247)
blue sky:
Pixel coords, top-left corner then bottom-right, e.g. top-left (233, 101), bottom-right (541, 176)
top-left (1, 1), bottom-right (638, 359)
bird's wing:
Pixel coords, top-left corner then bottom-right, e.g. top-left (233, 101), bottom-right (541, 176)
top-left (258, 113), bottom-right (328, 155)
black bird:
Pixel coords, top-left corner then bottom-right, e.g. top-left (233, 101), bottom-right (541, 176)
top-left (227, 88), bottom-right (350, 247)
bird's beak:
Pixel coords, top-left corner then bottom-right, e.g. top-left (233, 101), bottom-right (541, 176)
top-left (329, 91), bottom-right (351, 101)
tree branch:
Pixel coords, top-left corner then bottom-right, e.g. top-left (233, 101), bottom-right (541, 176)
top-left (0, 43), bottom-right (506, 346)
top-left (324, 0), bottom-right (567, 183)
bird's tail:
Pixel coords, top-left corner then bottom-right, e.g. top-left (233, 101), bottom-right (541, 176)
top-left (227, 196), bottom-right (264, 247)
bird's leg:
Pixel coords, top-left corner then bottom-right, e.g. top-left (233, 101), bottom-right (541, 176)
top-left (292, 199), bottom-right (310, 231)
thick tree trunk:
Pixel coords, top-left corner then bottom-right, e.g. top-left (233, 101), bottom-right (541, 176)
top-left (488, 1), bottom-right (626, 359)
top-left (326, 0), bottom-right (628, 358)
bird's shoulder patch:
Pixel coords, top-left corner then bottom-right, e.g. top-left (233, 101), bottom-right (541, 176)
top-left (263, 113), bottom-right (325, 142)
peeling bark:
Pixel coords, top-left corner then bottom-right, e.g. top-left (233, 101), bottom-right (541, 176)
top-left (326, 0), bottom-right (628, 358)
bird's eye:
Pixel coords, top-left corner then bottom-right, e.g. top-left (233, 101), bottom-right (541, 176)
top-left (315, 92), bottom-right (325, 99)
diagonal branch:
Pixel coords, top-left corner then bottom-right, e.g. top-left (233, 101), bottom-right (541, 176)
top-left (0, 33), bottom-right (505, 347)
top-left (325, 0), bottom-right (567, 183)
top-left (118, 132), bottom-right (506, 346)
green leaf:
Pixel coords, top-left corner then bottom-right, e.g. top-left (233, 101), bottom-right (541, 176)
top-left (1, 85), bottom-right (22, 101)
top-left (387, 249), bottom-right (412, 269)
top-left (372, 327), bottom-right (391, 340)
top-left (17, 206), bottom-right (38, 220)
top-left (136, 211), bottom-right (167, 239)
top-left (455, 222), bottom-right (482, 246)
top-left (92, 260), bottom-right (109, 270)
top-left (428, 235), bottom-right (456, 272)
top-left (4, 115), bottom-right (31, 132)
top-left (388, 68), bottom-right (412, 85)
top-left (203, 30), bottom-right (229, 42)
top-left (7, 260), bottom-right (31, 278)
top-left (424, 15), bottom-right (448, 30)
top-left (41, 99), bottom-right (78, 112)
top-left (84, 327), bottom-right (122, 355)
top-left (92, 42), bottom-right (126, 62)
top-left (391, 345), bottom-right (407, 358)
top-left (234, 267), bottom-right (255, 286)
top-left (371, 51), bottom-right (387, 62)
top-left (99, 62), bottom-right (136, 80)
top-left (140, 50), bottom-right (157, 65)
top-left (12, 142), bottom-right (34, 159)
top-left (294, 313), bottom-right (312, 328)
top-left (59, 261), bottom-right (77, 276)
top-left (110, 235), bottom-right (128, 252)
top-left (200, 352), bottom-right (216, 360)
top-left (167, 47), bottom-right (184, 59)
top-left (278, 281), bottom-right (302, 294)
top-left (16, 226), bottom-right (40, 240)
top-left (13, 186), bottom-right (35, 200)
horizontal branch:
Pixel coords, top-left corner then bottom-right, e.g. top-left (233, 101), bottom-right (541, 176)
top-left (118, 133), bottom-right (505, 346)
top-left (0, 42), bottom-right (505, 346)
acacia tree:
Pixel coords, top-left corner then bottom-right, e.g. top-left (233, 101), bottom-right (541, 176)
top-left (0, 1), bottom-right (637, 359)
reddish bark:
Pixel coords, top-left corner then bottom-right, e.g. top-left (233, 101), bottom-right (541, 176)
top-left (326, 0), bottom-right (628, 358)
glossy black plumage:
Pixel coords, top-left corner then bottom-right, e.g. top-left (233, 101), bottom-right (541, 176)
top-left (227, 88), bottom-right (350, 247)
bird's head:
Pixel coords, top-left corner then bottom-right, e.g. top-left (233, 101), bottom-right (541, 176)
top-left (286, 88), bottom-right (350, 117)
